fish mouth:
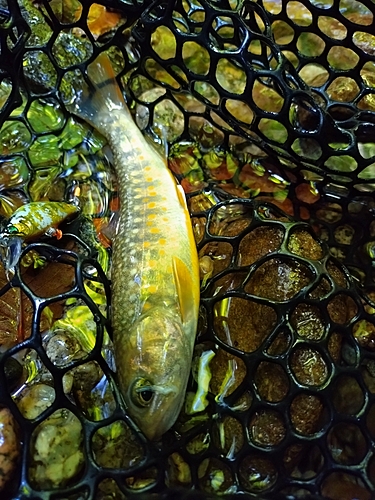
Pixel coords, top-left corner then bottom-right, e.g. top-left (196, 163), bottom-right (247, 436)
top-left (138, 407), bottom-right (178, 441)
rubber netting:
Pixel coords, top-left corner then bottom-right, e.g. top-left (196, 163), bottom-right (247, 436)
top-left (0, 0), bottom-right (375, 499)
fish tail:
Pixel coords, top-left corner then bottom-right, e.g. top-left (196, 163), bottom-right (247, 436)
top-left (68, 53), bottom-right (130, 129)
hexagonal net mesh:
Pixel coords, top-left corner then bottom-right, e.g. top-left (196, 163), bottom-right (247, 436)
top-left (0, 0), bottom-right (374, 499)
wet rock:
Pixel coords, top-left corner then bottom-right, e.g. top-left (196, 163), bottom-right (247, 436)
top-left (17, 384), bottom-right (55, 420)
top-left (70, 362), bottom-right (116, 420)
top-left (92, 420), bottom-right (143, 469)
top-left (212, 416), bottom-right (244, 459)
top-left (192, 196), bottom-right (360, 478)
top-left (0, 407), bottom-right (20, 492)
top-left (29, 409), bottom-right (84, 490)
top-left (166, 452), bottom-right (192, 488)
top-left (4, 357), bottom-right (23, 392)
top-left (44, 330), bottom-right (85, 367)
top-left (198, 458), bottom-right (234, 495)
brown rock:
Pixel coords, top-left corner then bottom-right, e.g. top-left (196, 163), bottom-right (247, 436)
top-left (0, 408), bottom-right (20, 492)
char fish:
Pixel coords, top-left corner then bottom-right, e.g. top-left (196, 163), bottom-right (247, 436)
top-left (69, 54), bottom-right (200, 440)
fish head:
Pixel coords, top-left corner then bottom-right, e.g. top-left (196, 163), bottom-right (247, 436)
top-left (120, 308), bottom-right (194, 441)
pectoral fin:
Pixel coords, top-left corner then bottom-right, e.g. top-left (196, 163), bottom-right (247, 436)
top-left (172, 256), bottom-right (198, 325)
top-left (176, 184), bottom-right (188, 210)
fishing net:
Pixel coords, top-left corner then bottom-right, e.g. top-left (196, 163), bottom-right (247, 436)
top-left (0, 0), bottom-right (375, 499)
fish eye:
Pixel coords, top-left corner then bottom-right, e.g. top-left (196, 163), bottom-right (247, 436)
top-left (7, 225), bottom-right (19, 235)
top-left (131, 378), bottom-right (155, 408)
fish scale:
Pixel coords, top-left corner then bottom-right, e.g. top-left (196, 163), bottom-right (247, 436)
top-left (107, 113), bottom-right (186, 317)
top-left (70, 54), bottom-right (200, 440)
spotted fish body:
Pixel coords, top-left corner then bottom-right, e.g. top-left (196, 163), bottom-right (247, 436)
top-left (70, 55), bottom-right (200, 440)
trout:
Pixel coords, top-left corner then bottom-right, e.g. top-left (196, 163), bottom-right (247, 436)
top-left (70, 55), bottom-right (200, 440)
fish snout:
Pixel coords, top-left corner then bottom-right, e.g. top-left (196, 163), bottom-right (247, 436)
top-left (139, 392), bottom-right (182, 441)
top-left (126, 381), bottom-right (182, 440)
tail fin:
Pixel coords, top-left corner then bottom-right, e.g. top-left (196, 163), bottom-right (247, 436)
top-left (67, 53), bottom-right (130, 130)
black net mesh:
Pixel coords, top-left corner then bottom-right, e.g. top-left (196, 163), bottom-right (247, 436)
top-left (0, 0), bottom-right (375, 499)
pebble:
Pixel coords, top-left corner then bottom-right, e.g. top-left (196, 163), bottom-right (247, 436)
top-left (29, 409), bottom-right (84, 489)
top-left (17, 384), bottom-right (55, 419)
top-left (0, 407), bottom-right (20, 491)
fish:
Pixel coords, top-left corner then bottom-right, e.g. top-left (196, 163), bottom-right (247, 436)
top-left (69, 54), bottom-right (200, 440)
top-left (0, 201), bottom-right (79, 271)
